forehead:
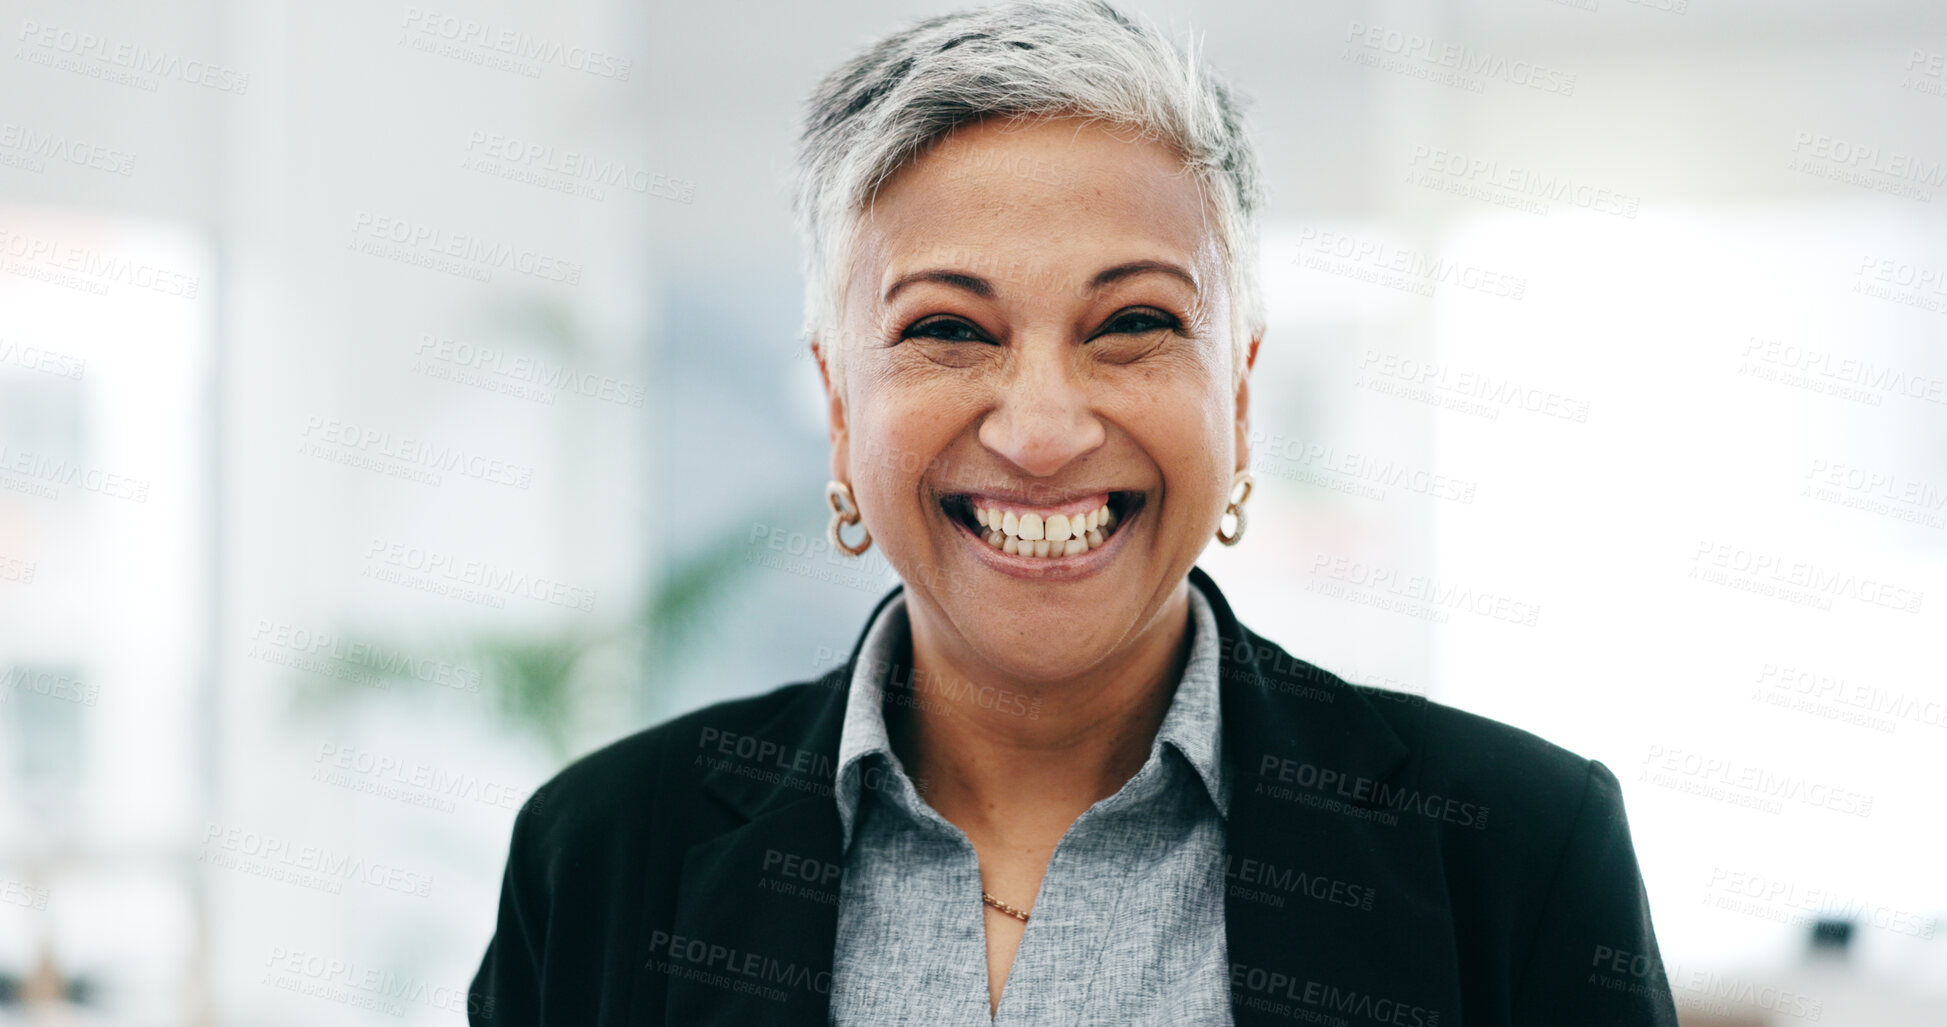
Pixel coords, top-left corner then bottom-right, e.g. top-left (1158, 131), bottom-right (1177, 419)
top-left (849, 116), bottom-right (1222, 304)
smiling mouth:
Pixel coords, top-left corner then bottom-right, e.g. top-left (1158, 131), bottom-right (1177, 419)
top-left (940, 491), bottom-right (1142, 558)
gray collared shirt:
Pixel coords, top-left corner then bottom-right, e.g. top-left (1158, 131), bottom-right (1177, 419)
top-left (829, 583), bottom-right (1234, 1025)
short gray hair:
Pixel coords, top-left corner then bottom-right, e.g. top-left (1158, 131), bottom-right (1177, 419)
top-left (793, 0), bottom-right (1264, 381)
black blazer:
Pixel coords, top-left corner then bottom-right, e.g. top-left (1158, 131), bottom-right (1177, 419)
top-left (469, 567), bottom-right (1679, 1026)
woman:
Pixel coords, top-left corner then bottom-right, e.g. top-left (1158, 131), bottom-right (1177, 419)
top-left (469, 3), bottom-right (1678, 1024)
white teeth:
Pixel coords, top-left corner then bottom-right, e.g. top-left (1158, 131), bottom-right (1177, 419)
top-left (969, 499), bottom-right (1120, 557)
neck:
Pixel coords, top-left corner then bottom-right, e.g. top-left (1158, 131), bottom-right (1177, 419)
top-left (888, 580), bottom-right (1195, 842)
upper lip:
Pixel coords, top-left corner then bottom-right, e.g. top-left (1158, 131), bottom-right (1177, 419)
top-left (940, 487), bottom-right (1130, 506)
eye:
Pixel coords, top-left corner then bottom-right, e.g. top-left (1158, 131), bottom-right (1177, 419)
top-left (901, 316), bottom-right (993, 344)
top-left (1095, 308), bottom-right (1180, 338)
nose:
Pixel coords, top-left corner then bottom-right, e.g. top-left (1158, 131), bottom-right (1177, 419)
top-left (976, 334), bottom-right (1106, 477)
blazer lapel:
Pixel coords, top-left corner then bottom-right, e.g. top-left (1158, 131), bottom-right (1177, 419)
top-left (658, 793), bottom-right (845, 1025)
top-left (1195, 567), bottom-right (1465, 1027)
top-left (647, 584), bottom-right (907, 1027)
top-left (643, 568), bottom-right (1466, 1026)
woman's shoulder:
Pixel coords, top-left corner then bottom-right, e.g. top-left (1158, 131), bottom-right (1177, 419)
top-left (1354, 681), bottom-right (1632, 847)
top-left (1232, 617), bottom-right (1615, 820)
top-left (516, 678), bottom-right (834, 846)
top-left (1409, 693), bottom-right (1605, 784)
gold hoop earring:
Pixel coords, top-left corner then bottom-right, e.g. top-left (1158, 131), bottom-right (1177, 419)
top-left (1216, 469), bottom-right (1253, 547)
top-left (826, 480), bottom-right (872, 557)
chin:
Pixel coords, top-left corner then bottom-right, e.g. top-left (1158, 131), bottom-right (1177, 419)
top-left (952, 613), bottom-right (1127, 688)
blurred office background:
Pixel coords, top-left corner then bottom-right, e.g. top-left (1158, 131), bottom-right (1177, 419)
top-left (1, 0), bottom-right (1944, 1023)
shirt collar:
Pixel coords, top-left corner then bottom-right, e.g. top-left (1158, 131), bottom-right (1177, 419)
top-left (833, 579), bottom-right (1230, 850)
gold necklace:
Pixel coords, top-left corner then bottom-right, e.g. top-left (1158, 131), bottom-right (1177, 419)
top-left (982, 891), bottom-right (1030, 922)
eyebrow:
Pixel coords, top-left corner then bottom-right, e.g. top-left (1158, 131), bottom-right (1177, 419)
top-left (883, 269), bottom-right (994, 303)
top-left (1088, 260), bottom-right (1198, 293)
top-left (881, 259), bottom-right (1199, 303)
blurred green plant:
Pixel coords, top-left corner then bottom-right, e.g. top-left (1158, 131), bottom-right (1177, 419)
top-left (289, 511), bottom-right (789, 762)
top-left (288, 295), bottom-right (819, 759)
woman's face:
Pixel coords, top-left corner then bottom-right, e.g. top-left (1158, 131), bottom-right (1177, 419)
top-left (819, 115), bottom-right (1255, 686)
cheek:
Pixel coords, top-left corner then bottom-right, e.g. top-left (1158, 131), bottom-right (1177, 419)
top-left (846, 381), bottom-right (976, 511)
top-left (1106, 364), bottom-right (1232, 456)
top-left (855, 352), bottom-right (991, 441)
top-left (1108, 376), bottom-right (1233, 518)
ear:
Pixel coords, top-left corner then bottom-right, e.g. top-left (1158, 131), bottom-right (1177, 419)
top-left (811, 335), bottom-right (850, 483)
top-left (1232, 331), bottom-right (1262, 474)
